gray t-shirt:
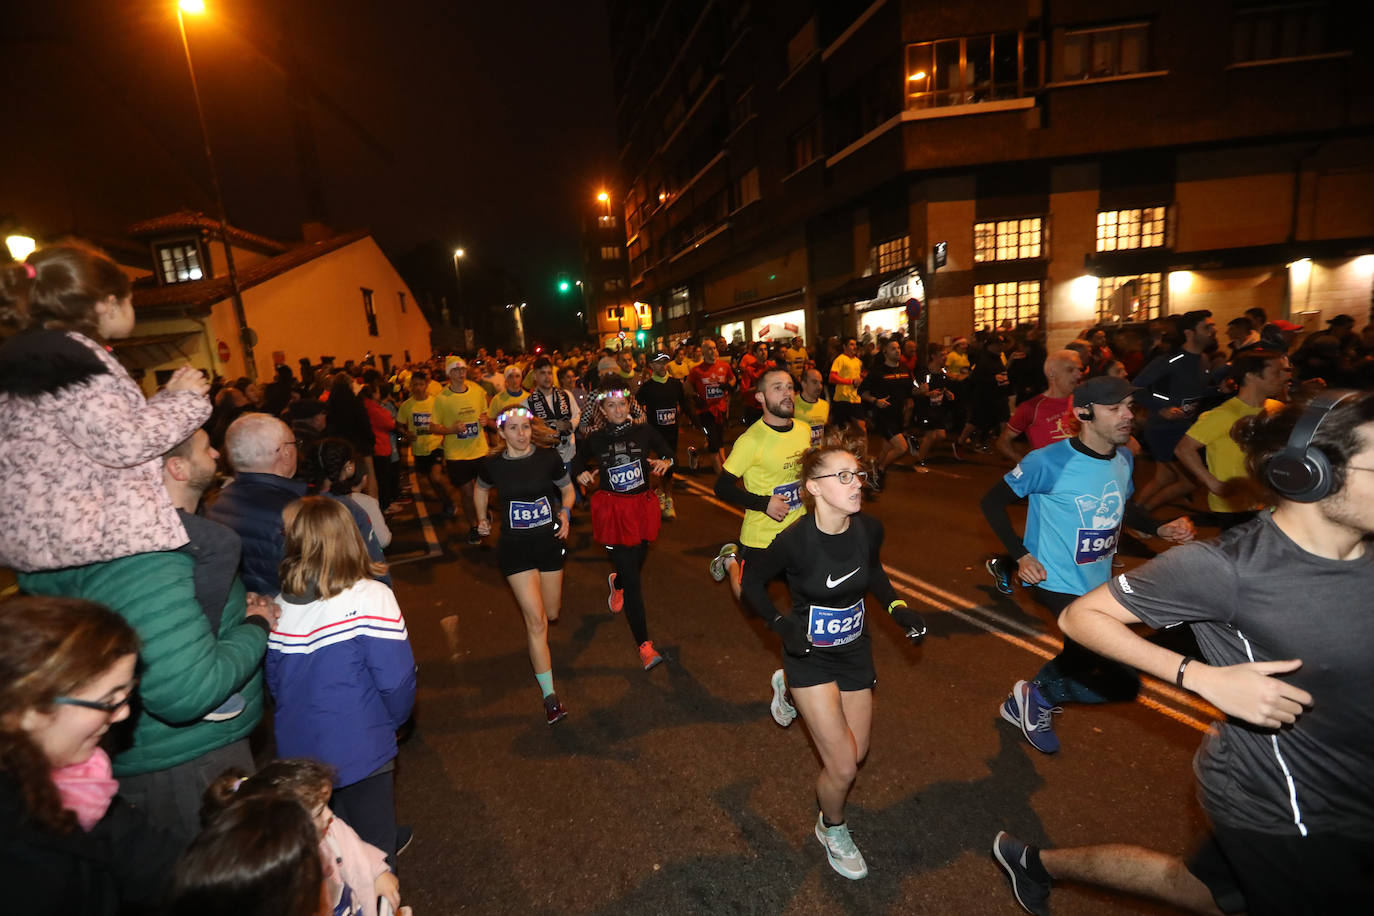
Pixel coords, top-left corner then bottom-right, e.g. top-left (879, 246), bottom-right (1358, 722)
top-left (1107, 512), bottom-right (1374, 839)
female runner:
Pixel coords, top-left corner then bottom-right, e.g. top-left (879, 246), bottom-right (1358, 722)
top-left (474, 406), bottom-right (576, 724)
top-left (740, 441), bottom-right (927, 880)
top-left (569, 378), bottom-right (675, 671)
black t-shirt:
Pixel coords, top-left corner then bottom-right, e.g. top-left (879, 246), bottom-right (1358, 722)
top-left (476, 448), bottom-right (570, 538)
top-left (1108, 512), bottom-right (1374, 838)
top-left (569, 422), bottom-right (673, 496)
top-left (637, 376), bottom-right (687, 431)
top-left (858, 363), bottom-right (914, 421)
top-left (741, 513), bottom-right (899, 653)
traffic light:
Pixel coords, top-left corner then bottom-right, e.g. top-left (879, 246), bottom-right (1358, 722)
top-left (636, 330), bottom-right (647, 345)
top-left (556, 271), bottom-right (571, 293)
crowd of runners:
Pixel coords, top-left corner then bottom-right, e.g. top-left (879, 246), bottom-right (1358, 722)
top-left (2, 241), bottom-right (1372, 914)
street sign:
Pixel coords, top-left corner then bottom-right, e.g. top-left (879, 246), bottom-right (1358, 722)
top-left (933, 241), bottom-right (947, 269)
top-left (217, 340), bottom-right (231, 363)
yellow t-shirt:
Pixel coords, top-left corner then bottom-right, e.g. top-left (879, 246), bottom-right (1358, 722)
top-left (396, 396), bottom-right (443, 457)
top-left (666, 359), bottom-right (693, 380)
top-left (785, 347), bottom-right (808, 378)
top-left (489, 389), bottom-right (530, 418)
top-left (433, 384), bottom-right (490, 460)
top-left (723, 419), bottom-right (812, 548)
top-left (1185, 396), bottom-right (1279, 512)
top-left (944, 351), bottom-right (970, 378)
top-left (792, 395), bottom-right (830, 447)
top-left (426, 379), bottom-right (444, 399)
top-left (829, 354), bottom-right (864, 404)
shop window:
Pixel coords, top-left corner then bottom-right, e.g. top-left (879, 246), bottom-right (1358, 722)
top-left (361, 287), bottom-right (378, 337)
top-left (875, 236), bottom-right (909, 273)
top-left (906, 32), bottom-right (1040, 109)
top-left (157, 241), bottom-right (204, 284)
top-left (1061, 23), bottom-right (1149, 81)
top-left (973, 280), bottom-right (1042, 330)
top-left (974, 217), bottom-right (1044, 262)
top-left (1096, 207), bottom-right (1165, 251)
top-left (1232, 3), bottom-right (1329, 64)
top-left (1097, 273), bottom-right (1163, 322)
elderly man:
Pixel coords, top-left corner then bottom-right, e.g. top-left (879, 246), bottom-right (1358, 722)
top-left (996, 350), bottom-right (1084, 465)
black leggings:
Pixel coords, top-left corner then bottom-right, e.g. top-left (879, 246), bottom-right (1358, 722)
top-left (609, 542), bottom-right (650, 644)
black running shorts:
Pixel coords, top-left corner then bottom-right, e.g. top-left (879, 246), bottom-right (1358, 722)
top-left (498, 533), bottom-right (567, 578)
top-left (783, 636), bottom-right (876, 693)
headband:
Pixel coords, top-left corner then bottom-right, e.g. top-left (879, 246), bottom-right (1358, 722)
top-left (496, 406), bottom-right (533, 428)
top-left (597, 389), bottom-right (631, 402)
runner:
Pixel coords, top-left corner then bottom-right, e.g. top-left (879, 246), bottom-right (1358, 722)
top-left (395, 369), bottom-right (458, 517)
top-left (569, 378), bottom-right (676, 671)
top-left (429, 356), bottom-right (491, 545)
top-left (981, 376), bottom-right (1194, 753)
top-left (858, 339), bottom-right (914, 492)
top-left (909, 342), bottom-right (959, 471)
top-left (685, 339), bottom-right (737, 474)
top-left (740, 441), bottom-right (926, 880)
top-left (474, 407), bottom-right (576, 724)
top-left (489, 365), bottom-right (530, 416)
top-left (526, 356), bottom-right (580, 475)
top-left (637, 352), bottom-right (691, 519)
top-left (827, 337), bottom-right (865, 432)
top-left (793, 368), bottom-right (831, 447)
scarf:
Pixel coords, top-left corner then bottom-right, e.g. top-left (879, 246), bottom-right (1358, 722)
top-left (51, 748), bottom-right (119, 832)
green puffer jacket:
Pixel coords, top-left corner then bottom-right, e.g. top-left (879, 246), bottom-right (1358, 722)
top-left (20, 550), bottom-right (266, 776)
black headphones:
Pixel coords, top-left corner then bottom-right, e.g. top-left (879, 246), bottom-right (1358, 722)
top-left (1264, 389), bottom-right (1359, 503)
top-left (1077, 404), bottom-right (1095, 422)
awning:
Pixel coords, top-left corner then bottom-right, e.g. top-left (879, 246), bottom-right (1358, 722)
top-left (702, 288), bottom-right (803, 320)
top-left (818, 266), bottom-right (915, 308)
top-left (109, 331), bottom-right (203, 369)
top-left (1085, 235), bottom-right (1374, 276)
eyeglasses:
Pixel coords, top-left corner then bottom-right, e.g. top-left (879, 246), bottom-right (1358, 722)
top-left (276, 439), bottom-right (303, 453)
top-left (812, 469), bottom-right (869, 485)
top-left (54, 679), bottom-right (138, 714)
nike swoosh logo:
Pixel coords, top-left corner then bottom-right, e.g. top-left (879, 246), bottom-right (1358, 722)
top-left (826, 568), bottom-right (860, 588)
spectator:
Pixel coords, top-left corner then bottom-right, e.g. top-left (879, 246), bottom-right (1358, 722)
top-left (361, 383), bottom-right (399, 510)
top-left (325, 373), bottom-right (377, 501)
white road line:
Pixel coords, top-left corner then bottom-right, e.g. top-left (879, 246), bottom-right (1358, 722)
top-left (677, 474), bottom-right (1215, 730)
top-left (388, 469), bottom-right (444, 566)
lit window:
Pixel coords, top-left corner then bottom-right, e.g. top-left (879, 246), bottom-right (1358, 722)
top-left (876, 236), bottom-right (910, 273)
top-left (1096, 207), bottom-right (1166, 252)
top-left (1061, 23), bottom-right (1149, 81)
top-left (361, 288), bottom-right (378, 337)
top-left (906, 32), bottom-right (1040, 109)
top-left (598, 214), bottom-right (617, 228)
top-left (601, 245), bottom-right (623, 260)
top-left (788, 121), bottom-right (820, 173)
top-left (667, 286), bottom-right (690, 320)
top-left (1097, 273), bottom-right (1163, 322)
top-left (1232, 3), bottom-right (1329, 63)
top-left (157, 243), bottom-right (204, 284)
top-left (973, 280), bottom-right (1042, 330)
top-left (974, 218), bottom-right (1044, 262)
top-left (734, 167), bottom-right (761, 209)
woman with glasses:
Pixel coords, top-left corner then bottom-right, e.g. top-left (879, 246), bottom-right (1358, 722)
top-left (0, 595), bottom-right (182, 912)
top-left (739, 441), bottom-right (927, 882)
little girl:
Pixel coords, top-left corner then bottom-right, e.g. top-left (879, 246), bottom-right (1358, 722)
top-left (267, 496), bottom-right (417, 862)
top-left (0, 242), bottom-right (210, 572)
top-left (204, 759), bottom-right (407, 916)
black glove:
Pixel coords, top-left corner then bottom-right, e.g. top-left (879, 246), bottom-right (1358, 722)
top-left (891, 606), bottom-right (927, 644)
top-left (769, 615), bottom-right (811, 657)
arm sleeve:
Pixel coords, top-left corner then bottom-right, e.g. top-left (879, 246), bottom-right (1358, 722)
top-left (360, 585), bottom-right (418, 728)
top-left (713, 470), bottom-right (773, 512)
top-left (62, 377), bottom-right (211, 469)
top-left (1106, 540), bottom-right (1238, 629)
top-left (569, 432), bottom-right (597, 480)
top-left (1123, 501), bottom-right (1162, 536)
top-left (739, 531), bottom-right (795, 622)
top-left (980, 479), bottom-right (1028, 559)
top-left (864, 516), bottom-right (899, 608)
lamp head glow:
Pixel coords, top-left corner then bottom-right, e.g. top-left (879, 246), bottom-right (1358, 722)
top-left (596, 191), bottom-right (609, 203)
top-left (454, 248), bottom-right (465, 259)
top-left (5, 235), bottom-right (36, 262)
top-left (908, 71), bottom-right (927, 81)
top-left (179, 0), bottom-right (206, 14)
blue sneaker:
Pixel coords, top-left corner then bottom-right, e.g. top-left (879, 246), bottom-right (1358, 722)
top-left (992, 831), bottom-right (1051, 915)
top-left (986, 557), bottom-right (1013, 595)
top-left (1000, 680), bottom-right (1060, 754)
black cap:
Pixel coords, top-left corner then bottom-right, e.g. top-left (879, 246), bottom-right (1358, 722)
top-left (1072, 375), bottom-right (1140, 408)
top-left (285, 399), bottom-right (327, 420)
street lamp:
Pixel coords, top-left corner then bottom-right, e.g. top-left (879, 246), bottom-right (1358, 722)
top-left (450, 247), bottom-right (466, 327)
top-left (176, 0), bottom-right (256, 378)
top-left (5, 235), bottom-right (36, 262)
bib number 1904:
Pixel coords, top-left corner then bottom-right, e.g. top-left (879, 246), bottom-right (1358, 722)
top-left (1074, 527), bottom-right (1119, 565)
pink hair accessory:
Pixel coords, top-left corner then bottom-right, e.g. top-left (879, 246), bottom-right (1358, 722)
top-left (23, 262), bottom-right (36, 279)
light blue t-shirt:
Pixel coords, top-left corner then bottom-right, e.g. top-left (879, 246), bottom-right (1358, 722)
top-left (1005, 438), bottom-right (1134, 596)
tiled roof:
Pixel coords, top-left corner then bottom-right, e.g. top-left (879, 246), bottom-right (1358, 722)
top-left (132, 229), bottom-right (371, 313)
top-left (126, 210), bottom-right (291, 255)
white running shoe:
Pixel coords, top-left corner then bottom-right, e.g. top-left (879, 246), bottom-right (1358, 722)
top-left (815, 812), bottom-right (868, 880)
top-left (769, 669), bottom-right (796, 727)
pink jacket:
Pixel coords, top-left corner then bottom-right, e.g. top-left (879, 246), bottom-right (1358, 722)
top-left (0, 330), bottom-right (210, 572)
top-left (322, 816), bottom-right (391, 916)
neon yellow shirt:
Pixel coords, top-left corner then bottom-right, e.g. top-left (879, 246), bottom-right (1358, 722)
top-left (792, 396), bottom-right (830, 447)
top-left (1185, 397), bottom-right (1279, 512)
top-left (829, 354), bottom-right (864, 404)
top-left (396, 396), bottom-right (443, 457)
top-left (490, 389), bottom-right (530, 418)
top-left (723, 419), bottom-right (812, 548)
top-left (785, 347), bottom-right (808, 378)
top-left (433, 384), bottom-right (490, 460)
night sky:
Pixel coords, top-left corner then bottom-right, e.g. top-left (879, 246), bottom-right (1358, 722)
top-left (0, 0), bottom-right (618, 338)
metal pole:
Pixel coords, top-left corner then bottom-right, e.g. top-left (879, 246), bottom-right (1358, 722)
top-left (178, 8), bottom-right (256, 379)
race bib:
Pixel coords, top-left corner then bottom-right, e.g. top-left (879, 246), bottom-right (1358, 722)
top-left (772, 481), bottom-right (802, 512)
top-left (607, 462), bottom-right (645, 492)
top-left (1074, 526), bottom-right (1119, 565)
top-left (704, 382), bottom-right (724, 400)
top-left (809, 423), bottom-right (824, 446)
top-left (655, 407), bottom-right (677, 426)
top-left (509, 497), bottom-right (553, 530)
top-left (807, 598), bottom-right (865, 648)
top-left (457, 421), bottom-right (480, 439)
top-left (412, 411), bottom-right (431, 434)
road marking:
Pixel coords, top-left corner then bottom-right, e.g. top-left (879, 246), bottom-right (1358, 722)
top-left (676, 475), bottom-right (1215, 732)
top-left (387, 469), bottom-right (444, 566)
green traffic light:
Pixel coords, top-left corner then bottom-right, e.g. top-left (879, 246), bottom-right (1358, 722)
top-left (558, 280), bottom-right (570, 292)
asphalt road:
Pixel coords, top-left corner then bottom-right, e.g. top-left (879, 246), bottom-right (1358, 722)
top-left (382, 431), bottom-right (1216, 915)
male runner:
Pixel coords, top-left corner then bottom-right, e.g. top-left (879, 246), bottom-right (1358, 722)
top-left (430, 356), bottom-right (491, 545)
top-left (638, 352), bottom-right (691, 518)
top-left (828, 337), bottom-right (865, 431)
top-left (686, 339), bottom-right (738, 474)
top-left (995, 350), bottom-right (1084, 465)
top-left (981, 376), bottom-right (1193, 752)
top-left (784, 336), bottom-right (809, 383)
top-left (526, 356), bottom-right (580, 472)
top-left (858, 338), bottom-right (915, 491)
top-left (995, 389), bottom-right (1374, 916)
top-left (396, 369), bottom-right (458, 517)
top-left (793, 368), bottom-right (830, 447)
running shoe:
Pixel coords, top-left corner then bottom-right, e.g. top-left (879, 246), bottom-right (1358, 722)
top-left (814, 812), bottom-right (868, 880)
top-left (441, 504), bottom-right (458, 520)
top-left (467, 525), bottom-right (482, 545)
top-left (869, 467), bottom-right (884, 492)
top-left (657, 490), bottom-right (668, 513)
top-left (769, 669), bottom-right (796, 727)
top-left (638, 640), bottom-right (664, 671)
top-left (709, 543), bottom-right (738, 582)
top-left (992, 831), bottom-right (1051, 916)
top-left (543, 693), bottom-right (569, 725)
top-left (912, 460), bottom-right (930, 474)
top-left (607, 573), bottom-right (624, 613)
top-left (1000, 680), bottom-right (1061, 754)
top-left (663, 496), bottom-right (677, 520)
top-left (986, 557), bottom-right (1014, 595)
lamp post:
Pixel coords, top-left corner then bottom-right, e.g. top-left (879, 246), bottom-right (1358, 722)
top-left (176, 0), bottom-right (256, 378)
top-left (450, 247), bottom-right (465, 327)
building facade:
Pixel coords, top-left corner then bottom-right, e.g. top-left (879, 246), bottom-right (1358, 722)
top-left (580, 194), bottom-right (644, 348)
top-left (606, 0), bottom-right (1373, 350)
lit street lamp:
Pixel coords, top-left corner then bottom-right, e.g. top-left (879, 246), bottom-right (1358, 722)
top-left (450, 247), bottom-right (466, 326)
top-left (5, 235), bottom-right (36, 262)
top-left (176, 0), bottom-right (256, 378)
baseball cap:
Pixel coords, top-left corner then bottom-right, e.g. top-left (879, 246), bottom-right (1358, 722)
top-left (650, 352), bottom-right (672, 364)
top-left (445, 356), bottom-right (467, 374)
top-left (1072, 375), bottom-right (1140, 408)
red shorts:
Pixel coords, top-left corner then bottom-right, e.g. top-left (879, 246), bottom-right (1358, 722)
top-left (590, 489), bottom-right (661, 546)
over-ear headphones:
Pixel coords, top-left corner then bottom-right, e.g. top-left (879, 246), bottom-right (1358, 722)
top-left (1077, 405), bottom-right (1095, 422)
top-left (1264, 389), bottom-right (1359, 503)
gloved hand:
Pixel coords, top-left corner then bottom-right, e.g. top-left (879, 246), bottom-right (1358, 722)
top-left (769, 614), bottom-right (811, 657)
top-left (891, 605), bottom-right (927, 644)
